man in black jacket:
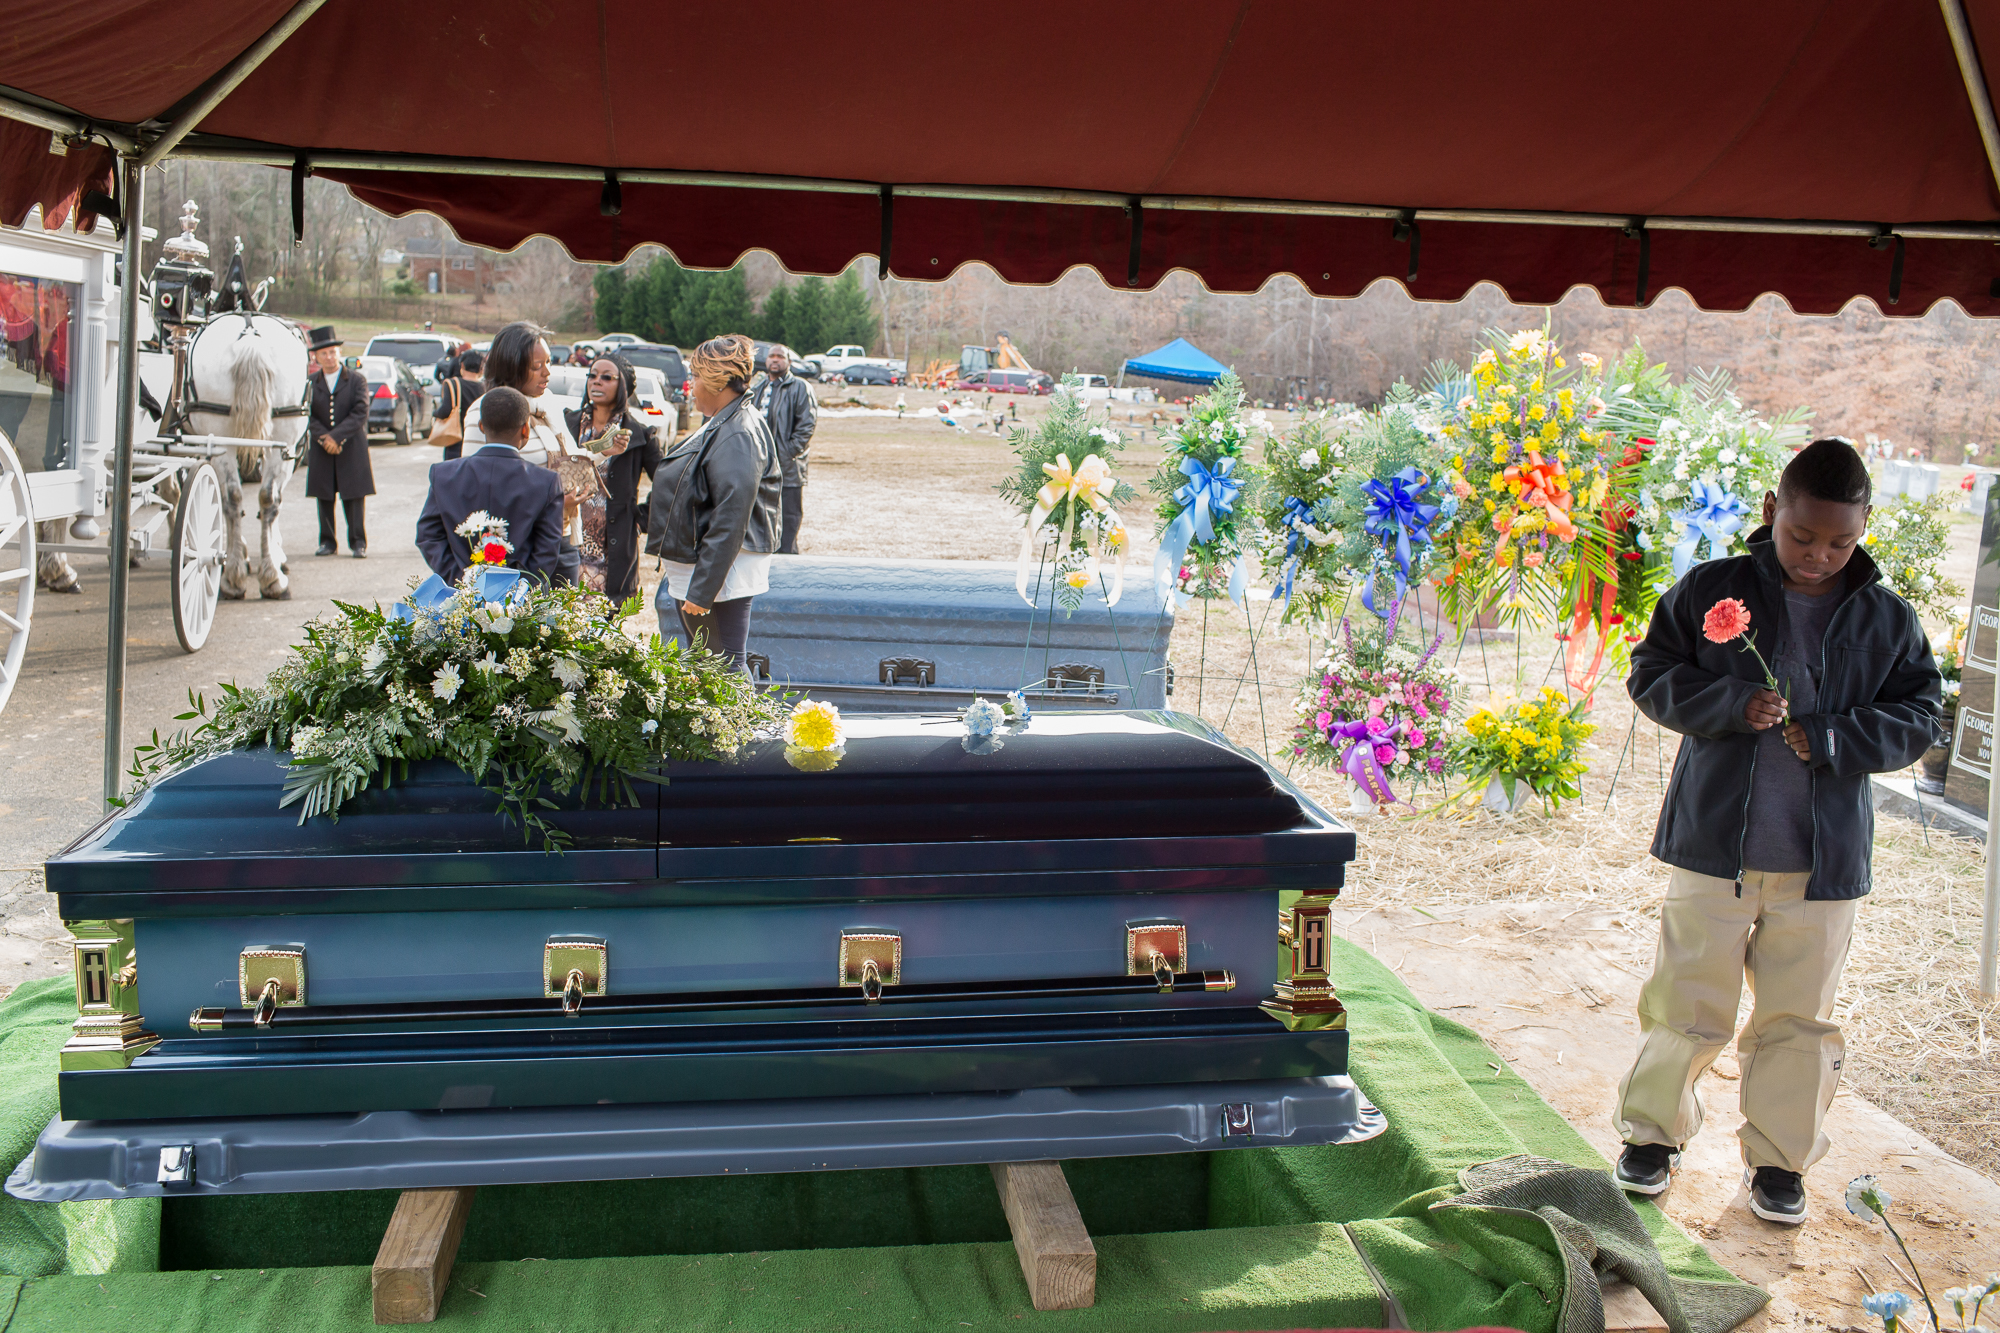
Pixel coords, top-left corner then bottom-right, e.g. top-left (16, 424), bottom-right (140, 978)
top-left (415, 387), bottom-right (566, 584)
top-left (751, 346), bottom-right (816, 553)
top-left (304, 326), bottom-right (373, 556)
top-left (1611, 439), bottom-right (1941, 1226)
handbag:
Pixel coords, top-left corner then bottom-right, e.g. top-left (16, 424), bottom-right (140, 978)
top-left (541, 410), bottom-right (604, 502)
top-left (431, 378), bottom-right (464, 450)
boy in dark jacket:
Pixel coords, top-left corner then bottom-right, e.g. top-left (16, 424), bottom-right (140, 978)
top-left (1612, 439), bottom-right (1941, 1226)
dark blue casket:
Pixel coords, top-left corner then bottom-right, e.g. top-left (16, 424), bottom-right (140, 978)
top-left (9, 711), bottom-right (1373, 1201)
top-left (724, 557), bottom-right (1173, 711)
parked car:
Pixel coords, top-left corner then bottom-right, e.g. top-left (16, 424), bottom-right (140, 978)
top-left (630, 367), bottom-right (675, 428)
top-left (842, 362), bottom-right (902, 386)
top-left (359, 356), bottom-right (432, 446)
top-left (814, 344), bottom-right (905, 380)
top-left (1071, 373), bottom-right (1112, 400)
top-left (617, 343), bottom-right (689, 403)
top-left (548, 342), bottom-right (573, 365)
top-left (542, 364), bottom-right (589, 422)
top-left (363, 333), bottom-right (454, 388)
top-left (954, 369), bottom-right (1047, 395)
top-left (595, 332), bottom-right (644, 348)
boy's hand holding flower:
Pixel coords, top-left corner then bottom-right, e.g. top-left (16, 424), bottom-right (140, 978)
top-left (1704, 597), bottom-right (1793, 737)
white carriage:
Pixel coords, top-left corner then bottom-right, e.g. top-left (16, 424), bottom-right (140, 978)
top-left (0, 201), bottom-right (307, 714)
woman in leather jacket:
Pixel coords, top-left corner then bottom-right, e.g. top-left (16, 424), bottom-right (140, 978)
top-left (648, 335), bottom-right (781, 674)
top-left (563, 353), bottom-right (662, 603)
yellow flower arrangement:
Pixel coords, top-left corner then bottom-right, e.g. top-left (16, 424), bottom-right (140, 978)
top-left (1451, 686), bottom-right (1596, 812)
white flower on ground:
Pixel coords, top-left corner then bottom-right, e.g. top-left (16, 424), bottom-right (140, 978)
top-left (552, 656), bottom-right (586, 689)
top-left (431, 663), bottom-right (463, 702)
top-left (1863, 1292), bottom-right (1910, 1333)
top-left (962, 698), bottom-right (1004, 737)
top-left (1845, 1175), bottom-right (1887, 1222)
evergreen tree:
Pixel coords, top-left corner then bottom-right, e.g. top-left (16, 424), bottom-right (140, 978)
top-left (823, 268), bottom-right (881, 350)
top-left (671, 265), bottom-right (755, 346)
top-left (634, 256), bottom-right (686, 344)
top-left (592, 268), bottom-right (628, 333)
top-left (756, 283), bottom-right (792, 343)
top-left (786, 276), bottom-right (829, 353)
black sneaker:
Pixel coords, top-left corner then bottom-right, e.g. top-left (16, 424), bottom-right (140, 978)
top-left (1744, 1166), bottom-right (1807, 1225)
top-left (316, 542), bottom-right (336, 557)
top-left (1613, 1142), bottom-right (1679, 1194)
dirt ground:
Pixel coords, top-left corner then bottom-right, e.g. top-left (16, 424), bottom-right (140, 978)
top-left (2, 380), bottom-right (1993, 1325)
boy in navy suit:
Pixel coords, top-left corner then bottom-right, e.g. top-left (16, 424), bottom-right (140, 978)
top-left (415, 387), bottom-right (566, 583)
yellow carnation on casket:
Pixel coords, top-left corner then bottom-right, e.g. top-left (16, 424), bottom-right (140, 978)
top-left (785, 700), bottom-right (845, 753)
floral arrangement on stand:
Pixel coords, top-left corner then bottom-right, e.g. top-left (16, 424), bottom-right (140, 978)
top-left (1257, 393), bottom-right (1456, 629)
top-left (1286, 600), bottom-right (1459, 811)
top-left (1151, 370), bottom-right (1260, 604)
top-left (1599, 350), bottom-right (1809, 582)
top-left (125, 568), bottom-right (778, 849)
top-left (1866, 491), bottom-right (1966, 621)
top-left (1450, 685), bottom-right (1596, 814)
top-left (1000, 374), bottom-right (1135, 615)
top-left (1427, 328), bottom-right (1614, 633)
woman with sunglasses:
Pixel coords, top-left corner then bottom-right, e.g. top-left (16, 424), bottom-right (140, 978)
top-left (562, 353), bottom-right (662, 603)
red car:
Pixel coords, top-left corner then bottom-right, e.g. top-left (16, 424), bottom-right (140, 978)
top-left (953, 369), bottom-right (1049, 395)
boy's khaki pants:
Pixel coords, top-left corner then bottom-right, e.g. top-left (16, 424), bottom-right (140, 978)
top-left (1615, 866), bottom-right (1858, 1174)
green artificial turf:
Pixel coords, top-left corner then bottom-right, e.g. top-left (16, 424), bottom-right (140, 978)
top-left (0, 935), bottom-right (1752, 1332)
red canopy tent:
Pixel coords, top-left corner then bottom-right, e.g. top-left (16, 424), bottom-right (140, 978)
top-left (6, 0), bottom-right (2000, 314)
top-left (5, 0), bottom-right (2000, 806)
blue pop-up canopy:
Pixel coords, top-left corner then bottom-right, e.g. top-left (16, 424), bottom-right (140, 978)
top-left (1121, 337), bottom-right (1230, 386)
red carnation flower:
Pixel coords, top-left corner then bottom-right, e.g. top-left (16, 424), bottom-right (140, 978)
top-left (1702, 597), bottom-right (1751, 643)
top-left (481, 540), bottom-right (509, 565)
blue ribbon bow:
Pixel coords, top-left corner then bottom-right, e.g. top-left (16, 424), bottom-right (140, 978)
top-left (390, 568), bottom-right (529, 622)
top-left (1359, 466), bottom-right (1439, 618)
top-left (1272, 495), bottom-right (1316, 602)
top-left (1671, 478), bottom-right (1748, 578)
top-left (1153, 455), bottom-right (1245, 603)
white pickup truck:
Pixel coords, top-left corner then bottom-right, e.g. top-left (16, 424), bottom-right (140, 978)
top-left (812, 345), bottom-right (906, 380)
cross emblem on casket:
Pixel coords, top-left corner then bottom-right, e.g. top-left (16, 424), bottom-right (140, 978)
top-left (79, 948), bottom-right (109, 1006)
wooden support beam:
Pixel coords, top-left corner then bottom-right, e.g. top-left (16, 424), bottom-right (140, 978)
top-left (1602, 1278), bottom-right (1670, 1333)
top-left (372, 1186), bottom-right (477, 1325)
top-left (990, 1161), bottom-right (1095, 1311)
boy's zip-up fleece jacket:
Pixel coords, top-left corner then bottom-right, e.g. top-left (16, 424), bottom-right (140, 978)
top-left (1627, 527), bottom-right (1942, 900)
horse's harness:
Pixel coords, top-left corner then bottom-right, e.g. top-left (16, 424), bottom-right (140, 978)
top-left (175, 312), bottom-right (310, 458)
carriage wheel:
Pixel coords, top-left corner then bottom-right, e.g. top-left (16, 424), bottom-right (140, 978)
top-left (0, 432), bottom-right (36, 716)
top-left (170, 462), bottom-right (225, 653)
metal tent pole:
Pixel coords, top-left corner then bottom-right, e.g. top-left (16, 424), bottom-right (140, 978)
top-left (1985, 703), bottom-right (2000, 997)
top-left (102, 159), bottom-right (146, 806)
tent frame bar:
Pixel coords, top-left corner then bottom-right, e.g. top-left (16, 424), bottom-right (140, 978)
top-left (134, 0), bottom-right (329, 168)
top-left (1940, 0), bottom-right (2000, 202)
top-left (147, 140), bottom-right (2000, 245)
top-left (0, 89), bottom-right (138, 155)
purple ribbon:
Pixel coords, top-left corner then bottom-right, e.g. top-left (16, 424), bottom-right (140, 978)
top-left (1328, 716), bottom-right (1405, 805)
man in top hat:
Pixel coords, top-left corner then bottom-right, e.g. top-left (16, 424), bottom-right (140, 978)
top-left (304, 325), bottom-right (373, 557)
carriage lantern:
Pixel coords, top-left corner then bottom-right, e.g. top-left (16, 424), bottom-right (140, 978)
top-left (150, 199), bottom-right (213, 328)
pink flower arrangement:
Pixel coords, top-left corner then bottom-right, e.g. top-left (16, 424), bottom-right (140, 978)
top-left (1288, 615), bottom-right (1458, 797)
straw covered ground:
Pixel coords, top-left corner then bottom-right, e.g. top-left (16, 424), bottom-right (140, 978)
top-left (1164, 601), bottom-right (2000, 1184)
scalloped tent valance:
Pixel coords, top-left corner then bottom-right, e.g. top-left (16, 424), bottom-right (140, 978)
top-left (5, 0), bottom-right (2000, 315)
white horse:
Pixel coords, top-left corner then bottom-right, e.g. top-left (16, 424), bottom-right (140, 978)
top-left (179, 313), bottom-right (308, 600)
